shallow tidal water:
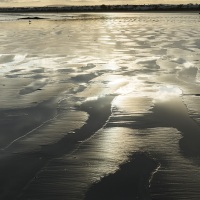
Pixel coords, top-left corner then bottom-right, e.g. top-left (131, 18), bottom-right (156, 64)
top-left (0, 12), bottom-right (200, 200)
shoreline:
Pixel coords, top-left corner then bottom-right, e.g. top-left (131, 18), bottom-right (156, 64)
top-left (0, 11), bottom-right (200, 14)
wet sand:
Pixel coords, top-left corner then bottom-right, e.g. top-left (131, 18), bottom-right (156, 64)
top-left (84, 153), bottom-right (158, 200)
top-left (0, 95), bottom-right (114, 199)
top-left (0, 12), bottom-right (200, 200)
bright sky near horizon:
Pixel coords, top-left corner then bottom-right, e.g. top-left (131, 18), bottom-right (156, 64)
top-left (0, 0), bottom-right (199, 7)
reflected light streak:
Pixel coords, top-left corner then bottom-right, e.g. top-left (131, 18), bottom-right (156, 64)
top-left (94, 127), bottom-right (139, 166)
top-left (85, 96), bottom-right (100, 102)
top-left (112, 94), bottom-right (153, 115)
top-left (85, 94), bottom-right (106, 102)
top-left (108, 78), bottom-right (128, 85)
top-left (183, 61), bottom-right (195, 68)
top-left (115, 79), bottom-right (145, 95)
top-left (104, 61), bottom-right (119, 70)
top-left (154, 85), bottom-right (182, 102)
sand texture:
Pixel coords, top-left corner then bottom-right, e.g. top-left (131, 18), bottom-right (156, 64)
top-left (0, 12), bottom-right (200, 200)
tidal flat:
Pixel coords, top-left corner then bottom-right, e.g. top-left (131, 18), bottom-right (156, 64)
top-left (0, 12), bottom-right (200, 200)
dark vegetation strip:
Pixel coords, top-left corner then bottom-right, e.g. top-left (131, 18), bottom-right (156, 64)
top-left (0, 4), bottom-right (200, 13)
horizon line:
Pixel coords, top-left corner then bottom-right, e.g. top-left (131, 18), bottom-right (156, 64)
top-left (0, 3), bottom-right (200, 8)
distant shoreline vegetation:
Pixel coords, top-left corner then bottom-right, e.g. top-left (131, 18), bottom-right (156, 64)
top-left (0, 4), bottom-right (200, 12)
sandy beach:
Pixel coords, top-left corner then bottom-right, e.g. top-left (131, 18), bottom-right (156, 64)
top-left (0, 12), bottom-right (200, 199)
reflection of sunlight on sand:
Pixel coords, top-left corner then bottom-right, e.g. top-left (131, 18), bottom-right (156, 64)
top-left (85, 96), bottom-right (105, 102)
top-left (0, 54), bottom-right (27, 73)
top-left (104, 61), bottom-right (119, 70)
top-left (183, 61), bottom-right (195, 68)
top-left (112, 85), bottom-right (182, 115)
top-left (108, 77), bottom-right (128, 86)
top-left (107, 76), bottom-right (145, 95)
top-left (154, 85), bottom-right (182, 102)
top-left (92, 128), bottom-right (139, 167)
top-left (116, 81), bottom-right (141, 95)
top-left (113, 95), bottom-right (153, 115)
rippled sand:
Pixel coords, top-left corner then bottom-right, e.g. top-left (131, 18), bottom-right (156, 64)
top-left (0, 12), bottom-right (200, 200)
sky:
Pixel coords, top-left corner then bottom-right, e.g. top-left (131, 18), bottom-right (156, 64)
top-left (0, 0), bottom-right (199, 7)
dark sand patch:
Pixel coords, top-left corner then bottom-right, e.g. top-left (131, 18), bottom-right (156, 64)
top-left (0, 153), bottom-right (48, 200)
top-left (152, 97), bottom-right (200, 159)
top-left (71, 73), bottom-right (97, 83)
top-left (84, 152), bottom-right (158, 200)
top-left (0, 55), bottom-right (15, 64)
top-left (0, 99), bottom-right (57, 149)
top-left (19, 79), bottom-right (48, 95)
